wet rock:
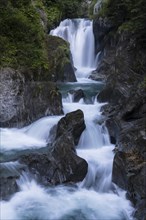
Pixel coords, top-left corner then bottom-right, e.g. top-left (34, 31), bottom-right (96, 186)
top-left (19, 135), bottom-right (88, 185)
top-left (93, 17), bottom-right (113, 53)
top-left (113, 151), bottom-right (145, 203)
top-left (0, 162), bottom-right (26, 200)
top-left (0, 68), bottom-right (63, 127)
top-left (56, 109), bottom-right (86, 145)
top-left (0, 176), bottom-right (19, 200)
top-left (72, 89), bottom-right (85, 102)
top-left (0, 110), bottom-right (87, 197)
top-left (47, 36), bottom-right (76, 82)
top-left (24, 82), bottom-right (63, 121)
top-left (93, 16), bottom-right (146, 219)
top-left (134, 199), bottom-right (146, 220)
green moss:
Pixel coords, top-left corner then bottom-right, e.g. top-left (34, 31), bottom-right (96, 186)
top-left (0, 0), bottom-right (85, 74)
top-left (0, 0), bottom-right (49, 72)
top-left (46, 35), bottom-right (71, 80)
top-left (94, 0), bottom-right (146, 47)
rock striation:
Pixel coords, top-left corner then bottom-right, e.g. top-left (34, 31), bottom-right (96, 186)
top-left (93, 17), bottom-right (146, 219)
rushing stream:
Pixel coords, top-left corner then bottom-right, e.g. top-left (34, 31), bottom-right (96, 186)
top-left (0, 19), bottom-right (134, 220)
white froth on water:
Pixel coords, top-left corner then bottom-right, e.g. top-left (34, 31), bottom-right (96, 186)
top-left (0, 180), bottom-right (133, 220)
top-left (0, 116), bottom-right (61, 152)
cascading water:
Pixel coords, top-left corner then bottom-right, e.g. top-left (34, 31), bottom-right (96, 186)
top-left (0, 18), bottom-right (134, 220)
top-left (50, 19), bottom-right (97, 82)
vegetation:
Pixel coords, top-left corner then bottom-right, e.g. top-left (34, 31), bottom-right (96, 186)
top-left (0, 0), bottom-right (84, 70)
top-left (93, 0), bottom-right (146, 47)
top-left (0, 0), bottom-right (48, 70)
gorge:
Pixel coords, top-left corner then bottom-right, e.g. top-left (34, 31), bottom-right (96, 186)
top-left (0, 0), bottom-right (146, 220)
top-left (0, 18), bottom-right (134, 220)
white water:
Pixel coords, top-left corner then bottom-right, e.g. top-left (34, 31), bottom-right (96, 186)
top-left (50, 19), bottom-right (97, 83)
top-left (0, 19), bottom-right (134, 220)
top-left (0, 116), bottom-right (61, 152)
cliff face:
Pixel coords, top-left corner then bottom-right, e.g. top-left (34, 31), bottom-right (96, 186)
top-left (0, 68), bottom-right (64, 127)
top-left (92, 10), bottom-right (146, 220)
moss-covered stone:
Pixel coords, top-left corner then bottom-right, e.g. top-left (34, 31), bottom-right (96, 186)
top-left (47, 35), bottom-right (76, 82)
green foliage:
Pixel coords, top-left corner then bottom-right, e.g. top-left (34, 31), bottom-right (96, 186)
top-left (96, 0), bottom-right (146, 47)
top-left (0, 0), bottom-right (84, 70)
top-left (34, 0), bottom-right (84, 30)
top-left (0, 0), bottom-right (48, 70)
top-left (89, 0), bottom-right (98, 18)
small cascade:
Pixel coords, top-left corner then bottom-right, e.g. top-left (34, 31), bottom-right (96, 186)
top-left (0, 116), bottom-right (61, 152)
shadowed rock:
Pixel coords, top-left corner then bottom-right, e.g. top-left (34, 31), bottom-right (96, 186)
top-left (56, 109), bottom-right (86, 145)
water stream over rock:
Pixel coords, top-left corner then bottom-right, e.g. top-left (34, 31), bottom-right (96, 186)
top-left (0, 18), bottom-right (134, 220)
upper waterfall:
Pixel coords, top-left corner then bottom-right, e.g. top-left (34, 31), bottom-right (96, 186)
top-left (50, 19), bottom-right (97, 82)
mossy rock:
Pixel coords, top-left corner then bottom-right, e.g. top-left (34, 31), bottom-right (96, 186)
top-left (47, 35), bottom-right (76, 82)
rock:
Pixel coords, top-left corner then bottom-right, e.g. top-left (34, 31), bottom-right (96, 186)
top-left (93, 16), bottom-right (146, 219)
top-left (0, 162), bottom-right (26, 200)
top-left (19, 135), bottom-right (88, 185)
top-left (24, 81), bottom-right (63, 121)
top-left (134, 199), bottom-right (146, 220)
top-left (47, 36), bottom-right (76, 82)
top-left (0, 176), bottom-right (19, 200)
top-left (72, 89), bottom-right (85, 102)
top-left (0, 68), bottom-right (63, 127)
top-left (93, 17), bottom-right (113, 53)
top-left (0, 68), bottom-right (25, 127)
top-left (0, 110), bottom-right (87, 198)
top-left (56, 109), bottom-right (86, 145)
top-left (113, 151), bottom-right (145, 203)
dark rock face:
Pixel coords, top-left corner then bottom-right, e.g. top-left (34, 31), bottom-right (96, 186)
top-left (0, 68), bottom-right (63, 127)
top-left (56, 109), bottom-right (86, 145)
top-left (20, 135), bottom-right (88, 185)
top-left (72, 89), bottom-right (85, 102)
top-left (0, 68), bottom-right (24, 127)
top-left (24, 82), bottom-right (63, 121)
top-left (0, 162), bottom-right (26, 200)
top-left (0, 176), bottom-right (19, 200)
top-left (47, 36), bottom-right (76, 82)
top-left (93, 17), bottom-right (113, 53)
top-left (93, 17), bottom-right (146, 219)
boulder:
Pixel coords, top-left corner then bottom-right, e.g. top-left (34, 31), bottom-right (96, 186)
top-left (0, 110), bottom-right (87, 199)
top-left (0, 176), bottom-right (19, 200)
top-left (0, 68), bottom-right (63, 127)
top-left (19, 135), bottom-right (88, 185)
top-left (56, 109), bottom-right (86, 145)
top-left (47, 36), bottom-right (76, 82)
top-left (0, 162), bottom-right (26, 200)
top-left (72, 89), bottom-right (85, 102)
top-left (24, 82), bottom-right (63, 121)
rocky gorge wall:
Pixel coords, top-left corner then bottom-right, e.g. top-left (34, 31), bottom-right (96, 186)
top-left (92, 16), bottom-right (146, 220)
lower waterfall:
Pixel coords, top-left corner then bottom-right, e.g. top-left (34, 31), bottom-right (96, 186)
top-left (0, 18), bottom-right (134, 220)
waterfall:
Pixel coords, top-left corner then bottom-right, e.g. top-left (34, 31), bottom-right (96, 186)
top-left (50, 19), bottom-right (97, 82)
top-left (0, 19), bottom-right (134, 220)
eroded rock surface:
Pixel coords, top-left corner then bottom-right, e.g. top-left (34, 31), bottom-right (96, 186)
top-left (0, 68), bottom-right (63, 127)
top-left (93, 17), bottom-right (146, 219)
